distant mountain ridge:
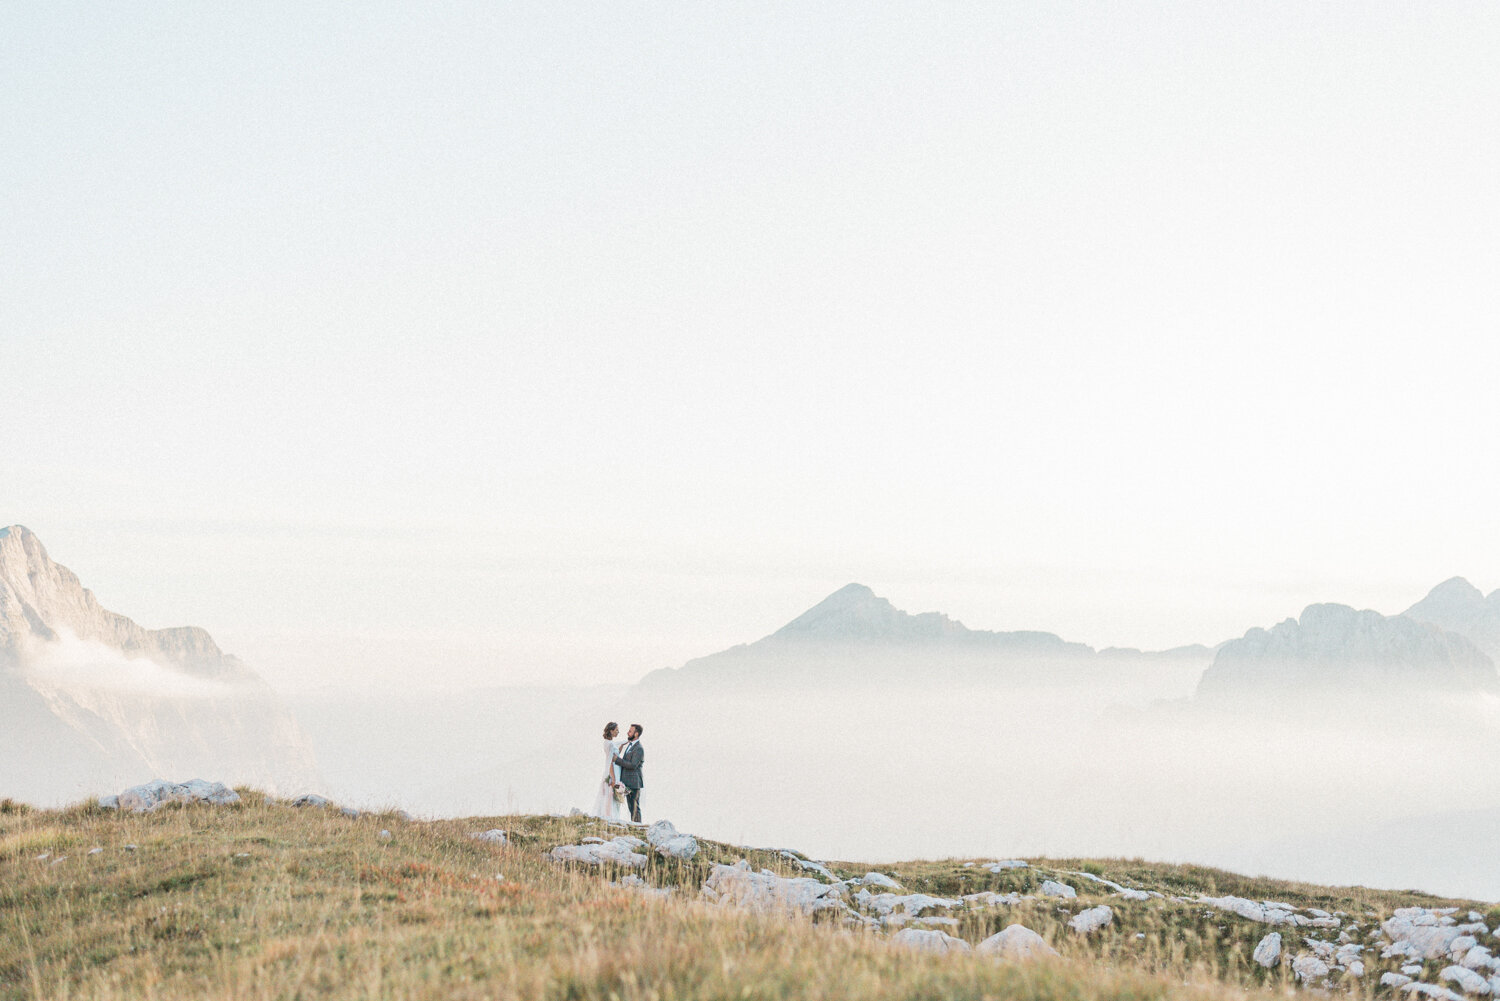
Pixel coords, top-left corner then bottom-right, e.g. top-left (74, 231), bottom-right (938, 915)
top-left (1196, 601), bottom-right (1498, 699)
top-left (641, 578), bottom-right (1500, 696)
top-left (639, 583), bottom-right (1213, 690)
top-left (0, 525), bottom-right (319, 805)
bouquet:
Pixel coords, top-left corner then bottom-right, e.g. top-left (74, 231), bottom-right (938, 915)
top-left (612, 782), bottom-right (627, 804)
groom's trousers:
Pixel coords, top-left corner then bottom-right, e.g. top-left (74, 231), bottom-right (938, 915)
top-left (625, 788), bottom-right (642, 823)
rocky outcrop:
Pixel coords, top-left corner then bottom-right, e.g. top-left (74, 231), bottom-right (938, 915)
top-left (0, 526), bottom-right (320, 805)
top-left (103, 778), bottom-right (242, 812)
top-left (701, 861), bottom-right (848, 915)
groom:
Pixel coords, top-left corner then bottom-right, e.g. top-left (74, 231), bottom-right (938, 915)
top-left (613, 723), bottom-right (645, 823)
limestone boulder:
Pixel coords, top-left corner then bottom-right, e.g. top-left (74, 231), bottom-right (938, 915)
top-left (1068, 905), bottom-right (1113, 935)
top-left (1253, 932), bottom-right (1282, 968)
top-left (976, 924), bottom-right (1058, 961)
top-left (656, 834), bottom-right (699, 860)
top-left (890, 928), bottom-right (970, 954)
top-left (1292, 954), bottom-right (1329, 982)
top-left (1439, 966), bottom-right (1492, 995)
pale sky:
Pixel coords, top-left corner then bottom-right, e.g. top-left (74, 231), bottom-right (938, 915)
top-left (5, 3), bottom-right (1500, 692)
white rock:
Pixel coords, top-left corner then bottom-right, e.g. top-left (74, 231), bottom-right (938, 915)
top-left (1439, 966), bottom-right (1491, 994)
top-left (1402, 984), bottom-right (1465, 1001)
top-left (339, 806), bottom-right (360, 818)
top-left (1386, 916), bottom-right (1468, 960)
top-left (1349, 960), bottom-right (1366, 977)
top-left (1039, 879), bottom-right (1076, 898)
top-left (701, 862), bottom-right (847, 916)
top-left (1069, 905), bottom-right (1114, 934)
top-left (288, 793), bottom-right (331, 808)
top-left (97, 795), bottom-right (119, 810)
top-left (1068, 870), bottom-right (1152, 900)
top-left (1463, 946), bottom-right (1495, 970)
top-left (1253, 932), bottom-right (1282, 968)
top-left (862, 872), bottom-right (902, 889)
top-left (985, 860), bottom-right (1028, 871)
top-left (88, 846), bottom-right (102, 855)
top-left (780, 852), bottom-right (836, 881)
top-left (864, 892), bottom-right (960, 917)
top-left (117, 779), bottom-right (241, 812)
top-left (611, 835), bottom-right (646, 848)
top-left (1292, 954), bottom-right (1330, 981)
top-left (976, 924), bottom-right (1059, 961)
top-left (1200, 894), bottom-right (1280, 924)
top-left (551, 841), bottom-right (647, 868)
top-left (645, 820), bottom-right (678, 846)
top-left (1384, 973), bottom-right (1415, 988)
top-left (470, 829), bottom-right (507, 844)
top-left (377, 830), bottom-right (391, 840)
top-left (1408, 965), bottom-right (1429, 975)
top-left (890, 928), bottom-right (971, 954)
top-left (1454, 937), bottom-right (1481, 956)
top-left (656, 834), bottom-right (699, 860)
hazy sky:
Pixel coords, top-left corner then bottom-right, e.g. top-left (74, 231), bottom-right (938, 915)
top-left (5, 3), bottom-right (1500, 691)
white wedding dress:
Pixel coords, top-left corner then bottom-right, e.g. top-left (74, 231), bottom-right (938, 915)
top-left (591, 737), bottom-right (624, 820)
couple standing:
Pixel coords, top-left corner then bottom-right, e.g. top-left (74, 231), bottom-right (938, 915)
top-left (593, 721), bottom-right (645, 823)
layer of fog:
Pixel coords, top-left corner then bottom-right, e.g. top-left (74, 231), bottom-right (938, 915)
top-left (291, 666), bottom-right (1500, 903)
top-left (0, 632), bottom-right (316, 806)
top-left (19, 630), bottom-right (252, 700)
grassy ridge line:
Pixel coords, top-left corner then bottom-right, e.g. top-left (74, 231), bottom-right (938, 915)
top-left (0, 792), bottom-right (1481, 1001)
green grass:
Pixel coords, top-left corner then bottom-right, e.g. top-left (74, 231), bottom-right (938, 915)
top-left (0, 791), bottom-right (1489, 1001)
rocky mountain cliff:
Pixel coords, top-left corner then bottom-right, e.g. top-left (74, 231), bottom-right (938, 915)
top-left (0, 525), bottom-right (319, 805)
top-left (1196, 601), bottom-right (1499, 699)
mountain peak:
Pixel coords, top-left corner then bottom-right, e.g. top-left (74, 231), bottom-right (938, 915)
top-left (773, 584), bottom-right (969, 643)
top-left (1403, 576), bottom-right (1500, 663)
top-left (1420, 577), bottom-right (1484, 605)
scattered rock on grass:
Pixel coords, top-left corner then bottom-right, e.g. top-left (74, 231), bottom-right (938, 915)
top-left (976, 924), bottom-right (1058, 961)
top-left (1038, 879), bottom-right (1076, 898)
top-left (1292, 954), bottom-right (1329, 982)
top-left (470, 829), bottom-right (507, 844)
top-left (700, 861), bottom-right (847, 916)
top-left (891, 928), bottom-right (970, 954)
top-left (1069, 905), bottom-right (1113, 935)
top-left (1253, 932), bottom-right (1282, 968)
top-left (1439, 966), bottom-right (1491, 995)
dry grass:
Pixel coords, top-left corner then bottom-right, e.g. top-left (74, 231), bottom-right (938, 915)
top-left (0, 792), bottom-right (1487, 1001)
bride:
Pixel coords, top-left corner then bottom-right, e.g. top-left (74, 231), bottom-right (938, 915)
top-left (591, 721), bottom-right (624, 820)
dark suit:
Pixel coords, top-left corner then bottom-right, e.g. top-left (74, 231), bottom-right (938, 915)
top-left (613, 739), bottom-right (644, 822)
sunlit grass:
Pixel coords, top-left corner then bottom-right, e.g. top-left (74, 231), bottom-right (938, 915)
top-left (0, 792), bottom-right (1488, 1000)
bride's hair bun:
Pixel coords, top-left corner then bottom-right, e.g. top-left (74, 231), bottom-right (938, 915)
top-left (603, 721), bottom-right (618, 739)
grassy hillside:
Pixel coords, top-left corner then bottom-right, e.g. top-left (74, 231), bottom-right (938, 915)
top-left (1, 793), bottom-right (1492, 1001)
